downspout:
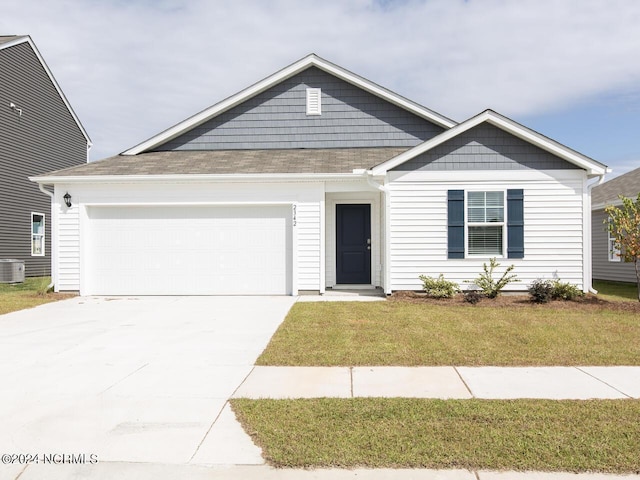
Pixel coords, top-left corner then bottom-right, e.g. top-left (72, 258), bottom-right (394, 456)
top-left (38, 183), bottom-right (56, 291)
top-left (366, 172), bottom-right (392, 295)
top-left (585, 172), bottom-right (607, 294)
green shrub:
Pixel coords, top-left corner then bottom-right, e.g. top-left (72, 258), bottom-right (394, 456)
top-left (418, 274), bottom-right (460, 299)
top-left (528, 279), bottom-right (584, 303)
top-left (551, 280), bottom-right (584, 301)
top-left (467, 258), bottom-right (519, 299)
top-left (529, 279), bottom-right (554, 303)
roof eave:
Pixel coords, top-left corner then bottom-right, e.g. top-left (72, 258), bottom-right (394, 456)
top-left (123, 54), bottom-right (456, 155)
top-left (30, 172), bottom-right (366, 184)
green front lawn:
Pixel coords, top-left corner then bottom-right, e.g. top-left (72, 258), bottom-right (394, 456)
top-left (232, 398), bottom-right (640, 472)
top-left (594, 279), bottom-right (638, 302)
top-left (257, 301), bottom-right (640, 366)
top-left (0, 277), bottom-right (73, 315)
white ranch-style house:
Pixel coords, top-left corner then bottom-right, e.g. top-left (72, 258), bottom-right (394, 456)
top-left (32, 54), bottom-right (608, 296)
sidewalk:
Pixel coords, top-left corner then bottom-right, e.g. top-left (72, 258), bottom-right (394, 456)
top-left (234, 365), bottom-right (640, 400)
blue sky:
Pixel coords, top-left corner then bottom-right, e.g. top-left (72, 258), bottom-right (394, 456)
top-left (3, 0), bottom-right (639, 179)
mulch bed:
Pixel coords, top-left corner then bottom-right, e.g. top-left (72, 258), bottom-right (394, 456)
top-left (389, 290), bottom-right (640, 313)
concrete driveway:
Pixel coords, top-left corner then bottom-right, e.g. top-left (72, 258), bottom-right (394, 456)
top-left (0, 295), bottom-right (295, 477)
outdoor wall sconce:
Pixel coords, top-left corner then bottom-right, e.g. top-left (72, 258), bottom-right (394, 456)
top-left (63, 192), bottom-right (72, 208)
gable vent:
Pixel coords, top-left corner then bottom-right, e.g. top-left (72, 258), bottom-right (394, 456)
top-left (306, 88), bottom-right (321, 115)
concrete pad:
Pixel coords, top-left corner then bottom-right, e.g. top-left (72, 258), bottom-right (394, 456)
top-left (17, 463), bottom-right (276, 480)
top-left (297, 290), bottom-right (386, 302)
top-left (457, 367), bottom-right (628, 399)
top-left (106, 364), bottom-right (252, 399)
top-left (8, 395), bottom-right (226, 464)
top-left (352, 367), bottom-right (472, 398)
top-left (479, 471), bottom-right (640, 479)
top-left (579, 366), bottom-right (640, 398)
top-left (0, 463), bottom-right (26, 480)
top-left (0, 296), bottom-right (295, 467)
top-left (15, 464), bottom-right (476, 480)
top-left (233, 366), bottom-right (352, 398)
top-left (192, 402), bottom-right (264, 465)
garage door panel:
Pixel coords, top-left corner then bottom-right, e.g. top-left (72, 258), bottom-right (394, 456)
top-left (86, 205), bottom-right (291, 295)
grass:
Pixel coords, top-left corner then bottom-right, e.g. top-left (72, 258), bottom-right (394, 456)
top-left (594, 279), bottom-right (638, 302)
top-left (231, 398), bottom-right (640, 472)
top-left (0, 277), bottom-right (72, 315)
top-left (256, 301), bottom-right (640, 366)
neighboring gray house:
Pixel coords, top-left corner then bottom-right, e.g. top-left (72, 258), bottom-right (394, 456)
top-left (592, 166), bottom-right (640, 283)
top-left (0, 35), bottom-right (91, 277)
top-left (32, 54), bottom-right (607, 295)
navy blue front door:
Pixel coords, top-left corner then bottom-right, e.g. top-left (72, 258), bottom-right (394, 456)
top-left (336, 204), bottom-right (371, 284)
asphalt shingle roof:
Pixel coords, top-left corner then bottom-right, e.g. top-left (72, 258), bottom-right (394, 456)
top-left (39, 148), bottom-right (410, 177)
top-left (592, 166), bottom-right (640, 205)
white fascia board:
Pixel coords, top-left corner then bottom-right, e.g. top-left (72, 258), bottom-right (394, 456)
top-left (2, 36), bottom-right (92, 148)
top-left (123, 54), bottom-right (456, 155)
top-left (372, 110), bottom-right (608, 176)
top-left (29, 172), bottom-right (362, 185)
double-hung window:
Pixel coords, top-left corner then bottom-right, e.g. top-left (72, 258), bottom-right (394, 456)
top-left (31, 213), bottom-right (45, 256)
top-left (448, 189), bottom-right (524, 259)
top-left (467, 191), bottom-right (504, 256)
top-left (607, 219), bottom-right (621, 262)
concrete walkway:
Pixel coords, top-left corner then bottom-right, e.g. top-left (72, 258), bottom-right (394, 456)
top-left (234, 365), bottom-right (640, 399)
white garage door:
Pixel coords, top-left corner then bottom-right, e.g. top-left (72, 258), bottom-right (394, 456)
top-left (85, 205), bottom-right (292, 295)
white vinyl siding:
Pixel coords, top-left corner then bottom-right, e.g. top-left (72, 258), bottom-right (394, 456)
top-left (296, 202), bottom-right (321, 290)
top-left (388, 169), bottom-right (587, 292)
top-left (57, 200), bottom-right (80, 290)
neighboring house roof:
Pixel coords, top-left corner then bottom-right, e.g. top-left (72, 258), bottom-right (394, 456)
top-left (0, 35), bottom-right (92, 147)
top-left (371, 109), bottom-right (608, 177)
top-left (31, 147), bottom-right (409, 181)
top-left (123, 53), bottom-right (457, 155)
top-left (592, 166), bottom-right (640, 209)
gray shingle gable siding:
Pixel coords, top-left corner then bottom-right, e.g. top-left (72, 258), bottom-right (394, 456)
top-left (154, 67), bottom-right (445, 151)
top-left (0, 41), bottom-right (87, 276)
top-left (392, 123), bottom-right (581, 171)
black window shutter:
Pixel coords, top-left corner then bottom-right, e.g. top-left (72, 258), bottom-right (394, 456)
top-left (447, 190), bottom-right (465, 259)
top-left (507, 189), bottom-right (524, 259)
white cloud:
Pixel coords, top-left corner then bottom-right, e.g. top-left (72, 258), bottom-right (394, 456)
top-left (2, 0), bottom-right (640, 165)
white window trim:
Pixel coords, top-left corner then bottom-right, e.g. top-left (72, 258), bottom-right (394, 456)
top-left (607, 219), bottom-right (621, 262)
top-left (306, 88), bottom-right (321, 116)
top-left (465, 190), bottom-right (506, 258)
top-left (31, 212), bottom-right (45, 257)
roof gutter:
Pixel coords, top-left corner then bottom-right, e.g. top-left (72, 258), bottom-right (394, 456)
top-left (37, 184), bottom-right (55, 291)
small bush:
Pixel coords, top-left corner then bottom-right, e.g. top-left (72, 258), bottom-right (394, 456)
top-left (528, 279), bottom-right (584, 303)
top-left (551, 280), bottom-right (584, 301)
top-left (418, 274), bottom-right (460, 299)
top-left (529, 279), bottom-right (554, 303)
top-left (466, 258), bottom-right (519, 299)
top-left (464, 290), bottom-right (483, 304)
